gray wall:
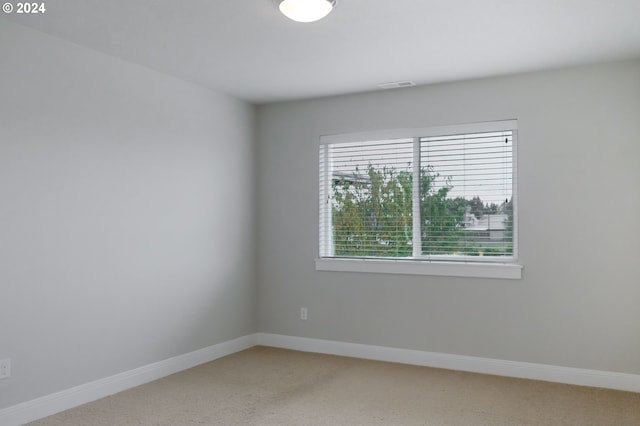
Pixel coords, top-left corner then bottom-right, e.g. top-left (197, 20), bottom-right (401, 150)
top-left (256, 60), bottom-right (640, 375)
top-left (0, 21), bottom-right (256, 408)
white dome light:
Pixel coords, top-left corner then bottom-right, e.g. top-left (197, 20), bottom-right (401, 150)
top-left (278, 0), bottom-right (336, 23)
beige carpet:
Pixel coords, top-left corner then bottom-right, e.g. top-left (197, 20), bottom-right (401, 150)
top-left (27, 346), bottom-right (640, 425)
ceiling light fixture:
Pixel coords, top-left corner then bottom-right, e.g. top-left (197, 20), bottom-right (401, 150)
top-left (277, 0), bottom-right (336, 23)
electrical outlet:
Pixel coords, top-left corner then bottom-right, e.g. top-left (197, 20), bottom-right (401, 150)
top-left (0, 359), bottom-right (10, 379)
top-left (300, 307), bottom-right (308, 320)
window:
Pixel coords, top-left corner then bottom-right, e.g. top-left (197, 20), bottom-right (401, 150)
top-left (317, 120), bottom-right (522, 279)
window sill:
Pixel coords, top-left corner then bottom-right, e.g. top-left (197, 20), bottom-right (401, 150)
top-left (315, 258), bottom-right (523, 280)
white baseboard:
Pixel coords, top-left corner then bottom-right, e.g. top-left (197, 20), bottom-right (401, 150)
top-left (4, 333), bottom-right (639, 425)
top-left (0, 334), bottom-right (257, 426)
top-left (256, 333), bottom-right (640, 393)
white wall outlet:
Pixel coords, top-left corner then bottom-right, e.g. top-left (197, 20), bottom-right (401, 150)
top-left (300, 307), bottom-right (308, 320)
top-left (0, 359), bottom-right (10, 379)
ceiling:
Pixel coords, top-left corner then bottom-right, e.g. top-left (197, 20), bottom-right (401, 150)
top-left (5, 0), bottom-right (640, 104)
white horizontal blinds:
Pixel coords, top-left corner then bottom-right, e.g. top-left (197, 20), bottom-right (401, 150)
top-left (420, 131), bottom-right (514, 258)
top-left (319, 144), bottom-right (332, 257)
top-left (326, 138), bottom-right (414, 258)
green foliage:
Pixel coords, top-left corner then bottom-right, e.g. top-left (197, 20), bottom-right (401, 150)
top-left (503, 199), bottom-right (513, 233)
top-left (467, 196), bottom-right (485, 219)
top-left (467, 196), bottom-right (499, 218)
top-left (503, 199), bottom-right (514, 255)
top-left (332, 164), bottom-right (465, 257)
top-left (330, 164), bottom-right (513, 259)
top-left (419, 168), bottom-right (465, 255)
top-left (332, 165), bottom-right (413, 257)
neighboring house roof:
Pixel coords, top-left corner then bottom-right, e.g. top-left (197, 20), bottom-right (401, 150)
top-left (464, 214), bottom-right (508, 231)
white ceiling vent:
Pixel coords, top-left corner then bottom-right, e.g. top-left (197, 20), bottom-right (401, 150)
top-left (377, 81), bottom-right (416, 90)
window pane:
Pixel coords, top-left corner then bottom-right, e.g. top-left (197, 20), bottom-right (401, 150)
top-left (327, 139), bottom-right (414, 258)
top-left (420, 131), bottom-right (513, 258)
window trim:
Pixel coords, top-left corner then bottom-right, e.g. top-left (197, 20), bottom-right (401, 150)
top-left (317, 120), bottom-right (522, 280)
top-left (315, 257), bottom-right (522, 279)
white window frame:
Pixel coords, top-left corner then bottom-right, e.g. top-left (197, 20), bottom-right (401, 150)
top-left (316, 120), bottom-right (522, 280)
